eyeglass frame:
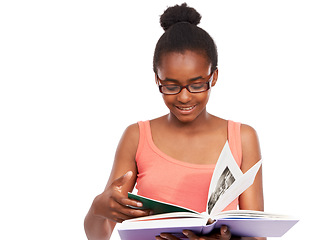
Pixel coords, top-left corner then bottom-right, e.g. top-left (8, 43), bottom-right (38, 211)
top-left (156, 71), bottom-right (215, 95)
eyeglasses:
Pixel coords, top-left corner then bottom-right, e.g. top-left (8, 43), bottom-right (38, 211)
top-left (157, 72), bottom-right (214, 95)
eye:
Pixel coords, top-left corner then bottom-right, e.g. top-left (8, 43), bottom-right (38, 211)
top-left (162, 85), bottom-right (180, 91)
top-left (189, 82), bottom-right (206, 91)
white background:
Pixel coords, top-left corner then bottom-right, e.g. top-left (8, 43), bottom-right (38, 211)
top-left (1, 0), bottom-right (319, 239)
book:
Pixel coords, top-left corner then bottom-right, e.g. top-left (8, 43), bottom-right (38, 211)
top-left (118, 208), bottom-right (298, 239)
top-left (118, 141), bottom-right (298, 239)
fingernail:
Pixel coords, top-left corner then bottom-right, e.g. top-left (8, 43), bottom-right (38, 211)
top-left (136, 202), bottom-right (143, 207)
top-left (182, 230), bottom-right (188, 236)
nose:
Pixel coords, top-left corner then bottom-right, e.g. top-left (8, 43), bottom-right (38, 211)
top-left (176, 87), bottom-right (192, 103)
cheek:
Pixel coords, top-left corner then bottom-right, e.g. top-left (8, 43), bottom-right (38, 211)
top-left (162, 94), bottom-right (173, 101)
top-left (162, 95), bottom-right (174, 108)
top-left (198, 91), bottom-right (211, 104)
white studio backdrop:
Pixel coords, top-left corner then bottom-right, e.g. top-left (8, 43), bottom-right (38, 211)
top-left (0, 0), bottom-right (319, 239)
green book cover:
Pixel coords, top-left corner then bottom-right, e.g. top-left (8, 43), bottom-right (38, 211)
top-left (128, 192), bottom-right (199, 215)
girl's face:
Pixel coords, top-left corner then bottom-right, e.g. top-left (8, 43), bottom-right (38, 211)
top-left (156, 50), bottom-right (218, 124)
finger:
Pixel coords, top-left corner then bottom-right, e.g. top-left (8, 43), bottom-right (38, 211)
top-left (111, 171), bottom-right (133, 190)
top-left (220, 226), bottom-right (231, 240)
top-left (121, 195), bottom-right (144, 208)
top-left (122, 207), bottom-right (152, 218)
top-left (155, 236), bottom-right (166, 240)
top-left (111, 172), bottom-right (146, 209)
top-left (110, 197), bottom-right (151, 218)
top-left (182, 230), bottom-right (200, 239)
top-left (108, 201), bottom-right (149, 223)
top-left (111, 189), bottom-right (138, 207)
top-left (111, 209), bottom-right (151, 223)
top-left (109, 211), bottom-right (131, 223)
top-left (106, 202), bottom-right (133, 223)
top-left (159, 233), bottom-right (181, 240)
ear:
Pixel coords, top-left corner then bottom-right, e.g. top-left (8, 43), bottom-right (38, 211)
top-left (211, 68), bottom-right (218, 87)
top-left (155, 73), bottom-right (160, 85)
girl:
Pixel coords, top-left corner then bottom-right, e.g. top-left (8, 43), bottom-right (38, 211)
top-left (84, 3), bottom-right (264, 240)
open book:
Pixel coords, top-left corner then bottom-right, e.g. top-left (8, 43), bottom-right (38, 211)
top-left (118, 141), bottom-right (298, 239)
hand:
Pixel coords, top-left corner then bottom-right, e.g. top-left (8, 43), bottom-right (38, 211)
top-left (92, 171), bottom-right (151, 223)
top-left (156, 226), bottom-right (237, 240)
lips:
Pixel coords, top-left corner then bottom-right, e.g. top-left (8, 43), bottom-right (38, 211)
top-left (176, 105), bottom-right (196, 111)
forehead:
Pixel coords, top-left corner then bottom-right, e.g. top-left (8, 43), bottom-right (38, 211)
top-left (157, 50), bottom-right (211, 79)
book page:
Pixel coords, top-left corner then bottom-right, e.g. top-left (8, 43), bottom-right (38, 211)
top-left (210, 159), bottom-right (262, 216)
top-left (206, 141), bottom-right (262, 216)
top-left (206, 141), bottom-right (242, 214)
top-left (214, 210), bottom-right (296, 220)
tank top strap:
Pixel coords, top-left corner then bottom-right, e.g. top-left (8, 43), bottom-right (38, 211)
top-left (227, 120), bottom-right (242, 167)
top-left (136, 121), bottom-right (149, 160)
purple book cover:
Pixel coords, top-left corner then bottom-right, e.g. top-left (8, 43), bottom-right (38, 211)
top-left (118, 218), bottom-right (298, 240)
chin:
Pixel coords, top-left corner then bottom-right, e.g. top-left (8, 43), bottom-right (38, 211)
top-left (167, 104), bottom-right (207, 124)
top-left (170, 112), bottom-right (202, 124)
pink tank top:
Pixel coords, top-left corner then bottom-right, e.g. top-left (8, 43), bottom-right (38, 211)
top-left (135, 120), bottom-right (242, 213)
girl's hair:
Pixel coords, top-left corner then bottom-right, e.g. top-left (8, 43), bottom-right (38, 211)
top-left (153, 3), bottom-right (218, 74)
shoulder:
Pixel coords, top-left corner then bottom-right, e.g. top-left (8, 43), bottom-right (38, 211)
top-left (124, 122), bottom-right (140, 136)
top-left (240, 124), bottom-right (261, 170)
top-left (112, 123), bottom-right (140, 173)
top-left (120, 123), bottom-right (140, 148)
top-left (240, 124), bottom-right (259, 144)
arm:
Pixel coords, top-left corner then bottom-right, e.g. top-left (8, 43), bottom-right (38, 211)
top-left (239, 124), bottom-right (265, 240)
top-left (84, 124), bottom-right (151, 240)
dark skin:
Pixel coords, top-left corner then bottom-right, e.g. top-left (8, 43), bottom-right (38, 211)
top-left (84, 50), bottom-right (265, 240)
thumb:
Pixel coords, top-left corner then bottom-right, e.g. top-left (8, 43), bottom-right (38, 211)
top-left (112, 171), bottom-right (133, 190)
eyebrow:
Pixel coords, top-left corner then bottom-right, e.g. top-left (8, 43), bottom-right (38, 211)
top-left (161, 76), bottom-right (204, 83)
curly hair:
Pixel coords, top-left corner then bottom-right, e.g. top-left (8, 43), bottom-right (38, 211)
top-left (153, 3), bottom-right (218, 73)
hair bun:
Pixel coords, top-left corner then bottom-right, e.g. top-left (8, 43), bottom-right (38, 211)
top-left (160, 3), bottom-right (201, 31)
